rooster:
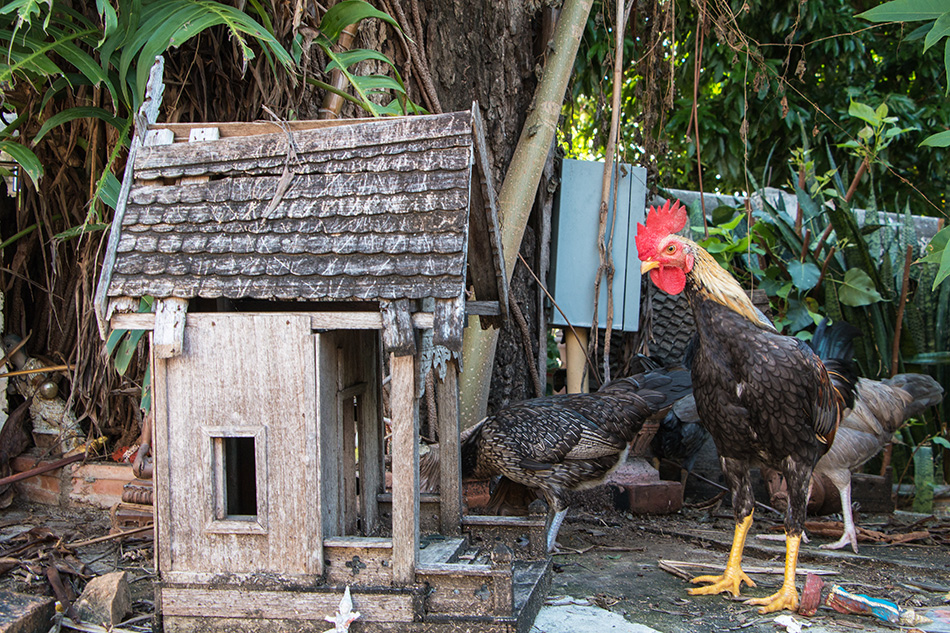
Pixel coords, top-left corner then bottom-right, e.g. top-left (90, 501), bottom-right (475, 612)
top-left (425, 366), bottom-right (690, 552)
top-left (636, 199), bottom-right (858, 613)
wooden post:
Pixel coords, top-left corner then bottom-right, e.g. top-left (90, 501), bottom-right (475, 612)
top-left (153, 298), bottom-right (188, 359)
top-left (389, 353), bottom-right (419, 584)
top-left (436, 359), bottom-right (462, 535)
top-left (150, 349), bottom-right (170, 578)
top-left (565, 327), bottom-right (589, 393)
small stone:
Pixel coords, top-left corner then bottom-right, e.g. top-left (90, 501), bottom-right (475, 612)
top-left (0, 589), bottom-right (55, 633)
top-left (75, 571), bottom-right (131, 627)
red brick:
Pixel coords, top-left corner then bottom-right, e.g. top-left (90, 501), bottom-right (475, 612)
top-left (621, 481), bottom-right (683, 515)
top-left (10, 456), bottom-right (135, 509)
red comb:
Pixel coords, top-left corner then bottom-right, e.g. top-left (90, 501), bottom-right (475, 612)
top-left (636, 199), bottom-right (688, 260)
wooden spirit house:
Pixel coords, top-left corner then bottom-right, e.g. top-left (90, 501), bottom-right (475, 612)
top-left (94, 105), bottom-right (551, 632)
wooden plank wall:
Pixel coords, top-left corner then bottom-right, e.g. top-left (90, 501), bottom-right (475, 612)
top-left (154, 314), bottom-right (322, 577)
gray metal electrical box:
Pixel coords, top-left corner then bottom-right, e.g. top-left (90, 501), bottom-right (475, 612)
top-left (549, 158), bottom-right (647, 332)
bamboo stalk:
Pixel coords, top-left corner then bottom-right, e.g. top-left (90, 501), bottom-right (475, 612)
top-left (0, 364), bottom-right (74, 379)
top-left (318, 15), bottom-right (359, 120)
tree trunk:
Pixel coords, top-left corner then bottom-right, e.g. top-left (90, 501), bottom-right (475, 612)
top-left (421, 1), bottom-right (550, 413)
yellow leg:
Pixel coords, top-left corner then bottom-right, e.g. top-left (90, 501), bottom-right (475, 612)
top-left (689, 513), bottom-right (756, 597)
top-left (746, 533), bottom-right (801, 614)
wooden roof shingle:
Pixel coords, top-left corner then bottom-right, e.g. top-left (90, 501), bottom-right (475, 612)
top-left (105, 111), bottom-right (479, 304)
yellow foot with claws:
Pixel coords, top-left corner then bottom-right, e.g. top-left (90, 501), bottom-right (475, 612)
top-left (688, 569), bottom-right (756, 597)
top-left (745, 585), bottom-right (799, 614)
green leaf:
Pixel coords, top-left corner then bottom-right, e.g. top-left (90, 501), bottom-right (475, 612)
top-left (113, 328), bottom-right (145, 375)
top-left (925, 11), bottom-right (950, 50)
top-left (838, 268), bottom-right (885, 305)
top-left (928, 228), bottom-right (950, 289)
top-left (120, 1), bottom-right (293, 107)
top-left (920, 225), bottom-right (950, 264)
top-left (788, 261), bottom-right (821, 291)
top-left (47, 33), bottom-right (116, 101)
top-left (934, 436), bottom-right (950, 449)
top-left (319, 0), bottom-right (400, 43)
top-left (0, 140), bottom-right (42, 186)
top-left (97, 171), bottom-right (121, 209)
top-left (32, 106), bottom-right (124, 144)
top-left (848, 100), bottom-right (880, 126)
top-left (140, 361), bottom-right (152, 412)
top-left (105, 327), bottom-right (126, 356)
top-left (857, 0), bottom-right (950, 22)
top-left (326, 48), bottom-right (397, 73)
top-left (96, 0), bottom-right (118, 41)
top-left (53, 222), bottom-right (109, 240)
top-left (350, 74), bottom-right (407, 95)
top-left (0, 25), bottom-right (100, 85)
top-left (700, 239), bottom-right (732, 253)
top-left (945, 36), bottom-right (950, 94)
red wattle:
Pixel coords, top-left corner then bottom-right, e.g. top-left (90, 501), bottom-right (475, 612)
top-left (650, 266), bottom-right (686, 295)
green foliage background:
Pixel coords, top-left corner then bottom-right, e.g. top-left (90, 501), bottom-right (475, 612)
top-left (565, 0), bottom-right (950, 214)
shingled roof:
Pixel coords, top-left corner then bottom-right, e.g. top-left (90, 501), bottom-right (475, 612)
top-left (103, 111), bottom-right (490, 304)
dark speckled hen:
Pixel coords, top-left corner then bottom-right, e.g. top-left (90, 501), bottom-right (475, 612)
top-left (636, 200), bottom-right (858, 614)
top-left (458, 366), bottom-right (690, 552)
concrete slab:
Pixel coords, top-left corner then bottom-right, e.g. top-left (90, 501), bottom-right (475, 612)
top-left (531, 601), bottom-right (660, 633)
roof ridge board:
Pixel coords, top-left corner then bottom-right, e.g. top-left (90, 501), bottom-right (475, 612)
top-left (132, 111), bottom-right (473, 175)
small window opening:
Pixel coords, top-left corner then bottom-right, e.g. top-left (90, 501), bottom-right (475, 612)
top-left (219, 436), bottom-right (257, 518)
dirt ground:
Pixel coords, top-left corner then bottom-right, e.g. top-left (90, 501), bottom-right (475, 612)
top-left (0, 501), bottom-right (155, 631)
top-left (551, 500), bottom-right (950, 633)
top-left (2, 495), bottom-right (950, 633)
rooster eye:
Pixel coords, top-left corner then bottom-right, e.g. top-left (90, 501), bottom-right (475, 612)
top-left (665, 244), bottom-right (676, 254)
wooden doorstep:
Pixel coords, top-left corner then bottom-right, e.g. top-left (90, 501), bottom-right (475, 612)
top-left (418, 537), bottom-right (466, 566)
top-left (323, 536), bottom-right (395, 585)
top-left (159, 559), bottom-right (553, 633)
top-left (461, 516), bottom-right (548, 561)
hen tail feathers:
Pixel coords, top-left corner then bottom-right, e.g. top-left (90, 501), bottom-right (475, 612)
top-left (883, 373), bottom-right (945, 419)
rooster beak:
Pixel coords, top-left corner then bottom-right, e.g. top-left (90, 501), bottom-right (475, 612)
top-left (641, 260), bottom-right (659, 274)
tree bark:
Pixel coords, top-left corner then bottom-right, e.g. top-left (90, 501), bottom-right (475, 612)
top-left (421, 1), bottom-right (550, 415)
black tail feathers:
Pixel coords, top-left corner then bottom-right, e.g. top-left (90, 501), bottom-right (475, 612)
top-left (811, 318), bottom-right (860, 411)
top-left (811, 318), bottom-right (860, 362)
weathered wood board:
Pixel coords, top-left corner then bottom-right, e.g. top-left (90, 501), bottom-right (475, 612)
top-left (152, 313), bottom-right (321, 577)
